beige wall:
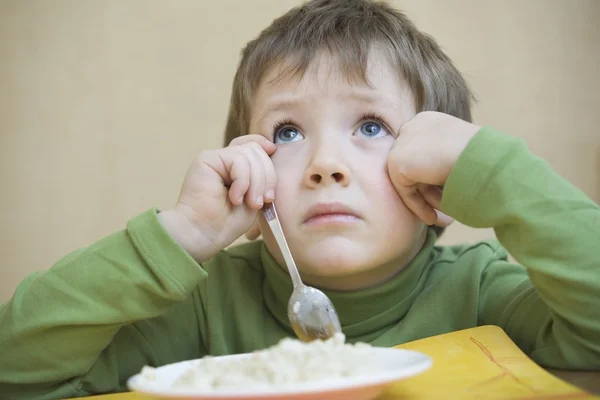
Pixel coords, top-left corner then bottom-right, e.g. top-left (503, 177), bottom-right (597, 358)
top-left (1, 0), bottom-right (598, 301)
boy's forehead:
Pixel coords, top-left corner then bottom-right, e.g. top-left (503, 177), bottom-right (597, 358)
top-left (260, 50), bottom-right (393, 94)
top-left (251, 50), bottom-right (414, 121)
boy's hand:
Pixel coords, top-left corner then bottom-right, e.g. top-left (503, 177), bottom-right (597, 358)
top-left (159, 135), bottom-right (276, 262)
top-left (387, 111), bottom-right (480, 226)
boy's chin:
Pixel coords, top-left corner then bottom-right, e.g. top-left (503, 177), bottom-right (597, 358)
top-left (267, 236), bottom-right (404, 281)
top-left (295, 245), bottom-right (382, 278)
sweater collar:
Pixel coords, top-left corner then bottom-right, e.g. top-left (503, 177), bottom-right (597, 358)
top-left (261, 229), bottom-right (437, 341)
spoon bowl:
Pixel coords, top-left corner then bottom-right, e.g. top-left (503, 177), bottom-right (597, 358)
top-left (288, 285), bottom-right (341, 342)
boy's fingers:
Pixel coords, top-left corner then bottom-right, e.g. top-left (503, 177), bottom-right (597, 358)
top-left (245, 221), bottom-right (261, 240)
top-left (398, 187), bottom-right (438, 226)
top-left (252, 144), bottom-right (277, 202)
top-left (228, 152), bottom-right (251, 206)
top-left (246, 147), bottom-right (268, 209)
top-left (399, 185), bottom-right (451, 227)
top-left (229, 139), bottom-right (277, 206)
top-left (390, 168), bottom-right (436, 225)
top-left (417, 184), bottom-right (453, 226)
top-left (387, 159), bottom-right (417, 189)
top-left (418, 184), bottom-right (443, 211)
top-left (434, 210), bottom-right (454, 227)
top-left (230, 134), bottom-right (277, 156)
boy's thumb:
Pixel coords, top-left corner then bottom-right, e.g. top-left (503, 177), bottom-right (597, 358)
top-left (245, 221), bottom-right (261, 240)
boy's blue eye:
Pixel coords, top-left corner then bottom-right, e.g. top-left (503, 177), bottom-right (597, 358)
top-left (358, 121), bottom-right (386, 138)
top-left (275, 127), bottom-right (304, 144)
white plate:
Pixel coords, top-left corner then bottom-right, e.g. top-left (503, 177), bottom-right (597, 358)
top-left (127, 347), bottom-right (432, 400)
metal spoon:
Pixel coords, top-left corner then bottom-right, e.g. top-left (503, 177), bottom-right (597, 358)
top-left (263, 202), bottom-right (342, 342)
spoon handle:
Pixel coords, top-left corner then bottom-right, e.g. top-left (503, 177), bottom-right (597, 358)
top-left (263, 203), bottom-right (304, 289)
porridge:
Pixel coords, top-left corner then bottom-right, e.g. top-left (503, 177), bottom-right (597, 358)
top-left (140, 333), bottom-right (380, 390)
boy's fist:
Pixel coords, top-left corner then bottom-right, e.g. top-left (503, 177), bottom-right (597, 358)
top-left (387, 111), bottom-right (480, 226)
top-left (159, 135), bottom-right (276, 262)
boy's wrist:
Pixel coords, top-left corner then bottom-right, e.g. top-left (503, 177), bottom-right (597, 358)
top-left (441, 127), bottom-right (520, 224)
top-left (157, 208), bottom-right (220, 263)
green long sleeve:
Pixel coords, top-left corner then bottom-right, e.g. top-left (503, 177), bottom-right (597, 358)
top-left (1, 127), bottom-right (598, 400)
top-left (0, 210), bottom-right (209, 399)
top-left (442, 127), bottom-right (600, 369)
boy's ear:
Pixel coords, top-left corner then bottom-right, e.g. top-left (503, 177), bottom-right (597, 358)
top-left (245, 220), bottom-right (262, 241)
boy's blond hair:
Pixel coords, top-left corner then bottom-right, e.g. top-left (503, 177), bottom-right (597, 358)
top-left (223, 0), bottom-right (474, 236)
top-left (224, 0), bottom-right (473, 145)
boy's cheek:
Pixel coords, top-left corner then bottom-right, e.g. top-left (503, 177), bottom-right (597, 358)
top-left (271, 148), bottom-right (307, 178)
top-left (372, 170), bottom-right (412, 211)
top-left (354, 135), bottom-right (395, 153)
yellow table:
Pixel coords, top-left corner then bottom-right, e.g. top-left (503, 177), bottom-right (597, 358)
top-left (82, 326), bottom-right (600, 399)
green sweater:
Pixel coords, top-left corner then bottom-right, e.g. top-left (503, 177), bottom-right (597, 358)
top-left (1, 128), bottom-right (599, 399)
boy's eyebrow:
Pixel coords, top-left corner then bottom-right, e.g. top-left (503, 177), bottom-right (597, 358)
top-left (262, 98), bottom-right (301, 116)
top-left (257, 89), bottom-right (391, 123)
top-left (346, 90), bottom-right (387, 105)
top-left (255, 97), bottom-right (305, 126)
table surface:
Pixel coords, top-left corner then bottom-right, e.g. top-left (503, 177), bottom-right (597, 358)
top-left (83, 370), bottom-right (600, 399)
top-left (73, 326), bottom-right (600, 399)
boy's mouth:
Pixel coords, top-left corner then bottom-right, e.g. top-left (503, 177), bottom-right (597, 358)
top-left (303, 202), bottom-right (361, 225)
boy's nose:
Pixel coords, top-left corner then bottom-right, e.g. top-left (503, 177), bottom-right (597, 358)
top-left (304, 157), bottom-right (351, 188)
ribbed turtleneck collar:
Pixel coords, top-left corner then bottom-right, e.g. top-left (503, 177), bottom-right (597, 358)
top-left (261, 229), bottom-right (437, 342)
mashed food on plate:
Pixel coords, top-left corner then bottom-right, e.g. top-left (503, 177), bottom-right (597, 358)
top-left (140, 333), bottom-right (379, 390)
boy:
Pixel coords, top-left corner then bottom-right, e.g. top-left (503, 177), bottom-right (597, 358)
top-left (1, 0), bottom-right (599, 398)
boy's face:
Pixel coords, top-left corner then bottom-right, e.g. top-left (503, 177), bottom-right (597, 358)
top-left (250, 51), bottom-right (427, 291)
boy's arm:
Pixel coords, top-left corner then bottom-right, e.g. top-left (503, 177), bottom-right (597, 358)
top-left (441, 127), bottom-right (600, 369)
top-left (0, 209), bottom-right (209, 399)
